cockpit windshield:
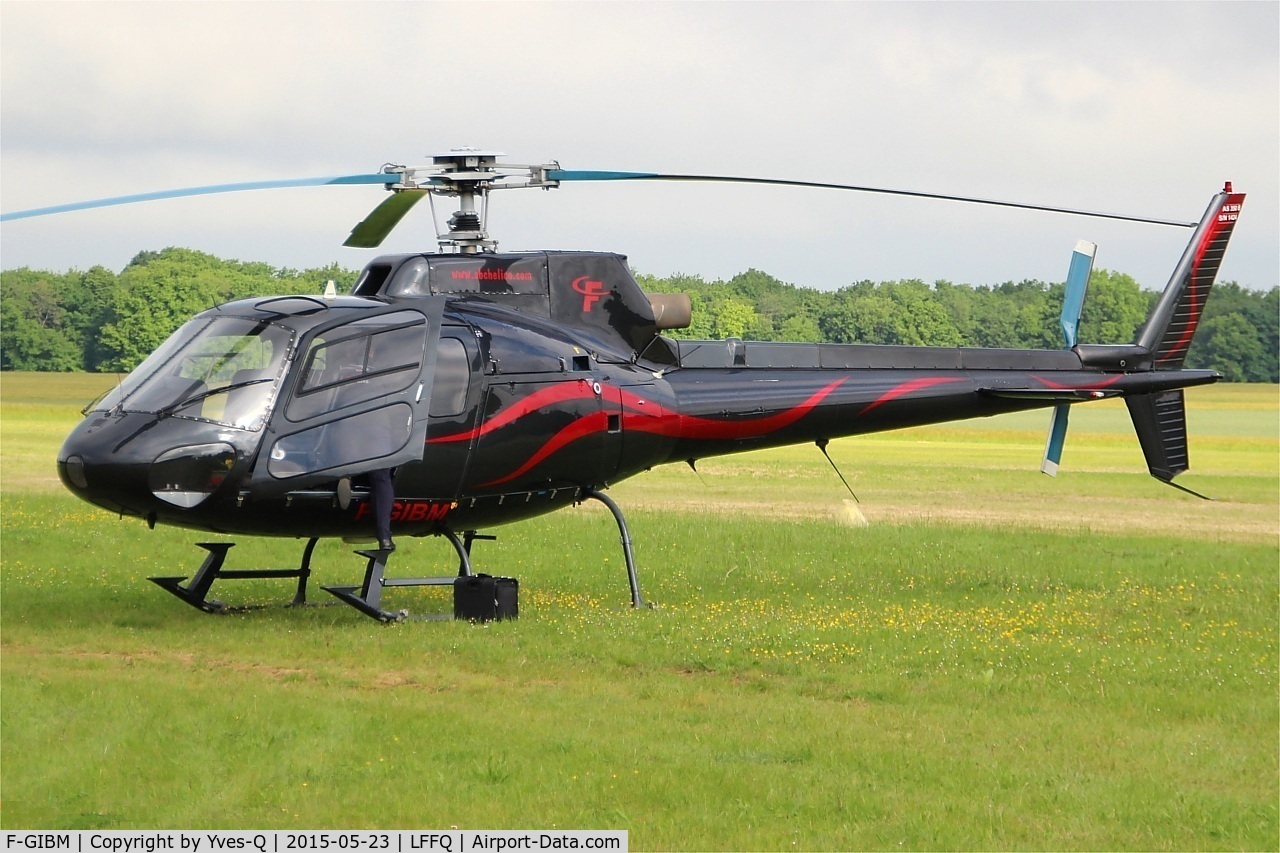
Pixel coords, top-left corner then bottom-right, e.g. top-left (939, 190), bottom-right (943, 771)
top-left (92, 317), bottom-right (294, 431)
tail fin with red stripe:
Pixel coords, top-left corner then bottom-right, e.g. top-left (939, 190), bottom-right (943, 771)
top-left (1136, 184), bottom-right (1245, 368)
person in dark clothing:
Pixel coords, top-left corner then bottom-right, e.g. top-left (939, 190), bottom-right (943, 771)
top-left (337, 467), bottom-right (396, 551)
top-left (368, 467), bottom-right (396, 551)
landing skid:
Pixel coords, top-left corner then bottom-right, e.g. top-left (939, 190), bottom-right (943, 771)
top-left (321, 528), bottom-right (484, 622)
top-left (148, 498), bottom-right (647, 619)
top-left (582, 488), bottom-right (646, 608)
top-left (149, 538), bottom-right (318, 613)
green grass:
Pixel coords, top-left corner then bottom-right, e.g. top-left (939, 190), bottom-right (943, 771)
top-left (1, 373), bottom-right (1277, 849)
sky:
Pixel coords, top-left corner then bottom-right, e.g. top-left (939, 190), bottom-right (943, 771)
top-left (2, 1), bottom-right (1277, 293)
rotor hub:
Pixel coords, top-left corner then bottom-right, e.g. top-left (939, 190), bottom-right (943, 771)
top-left (343, 150), bottom-right (564, 252)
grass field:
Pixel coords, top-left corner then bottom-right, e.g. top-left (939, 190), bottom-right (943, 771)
top-left (1, 372), bottom-right (1276, 849)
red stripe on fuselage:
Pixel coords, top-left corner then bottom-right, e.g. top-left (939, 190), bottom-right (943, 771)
top-left (478, 411), bottom-right (610, 486)
top-left (632, 377), bottom-right (848, 440)
top-left (432, 377), bottom-right (849, 447)
top-left (858, 376), bottom-right (963, 416)
top-left (429, 379), bottom-right (598, 444)
top-left (454, 377), bottom-right (849, 485)
top-left (1031, 374), bottom-right (1124, 391)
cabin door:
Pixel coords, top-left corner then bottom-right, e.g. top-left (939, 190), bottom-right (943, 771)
top-left (248, 301), bottom-right (444, 497)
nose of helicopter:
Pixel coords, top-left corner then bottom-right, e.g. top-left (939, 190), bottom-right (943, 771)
top-left (57, 420), bottom-right (150, 517)
top-left (57, 413), bottom-right (245, 517)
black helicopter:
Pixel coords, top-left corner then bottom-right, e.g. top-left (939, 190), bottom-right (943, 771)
top-left (2, 151), bottom-right (1245, 620)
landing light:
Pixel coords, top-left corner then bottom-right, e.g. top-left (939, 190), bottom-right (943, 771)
top-left (149, 443), bottom-right (237, 508)
top-left (64, 455), bottom-right (88, 489)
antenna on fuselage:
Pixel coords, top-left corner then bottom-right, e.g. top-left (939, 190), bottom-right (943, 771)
top-left (816, 438), bottom-right (859, 503)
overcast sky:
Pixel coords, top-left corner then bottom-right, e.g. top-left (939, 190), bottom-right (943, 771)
top-left (2, 1), bottom-right (1276, 293)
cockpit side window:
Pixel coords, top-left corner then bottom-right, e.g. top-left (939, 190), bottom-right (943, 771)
top-left (287, 311), bottom-right (427, 422)
top-left (429, 337), bottom-right (470, 418)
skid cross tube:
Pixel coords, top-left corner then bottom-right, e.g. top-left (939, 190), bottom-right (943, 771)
top-left (582, 489), bottom-right (645, 607)
top-left (149, 538), bottom-right (318, 613)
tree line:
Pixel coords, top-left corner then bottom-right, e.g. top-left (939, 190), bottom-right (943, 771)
top-left (2, 247), bottom-right (1275, 382)
top-left (639, 268), bottom-right (1277, 382)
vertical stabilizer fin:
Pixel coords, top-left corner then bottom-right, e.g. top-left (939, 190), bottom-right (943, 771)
top-left (1137, 185), bottom-right (1245, 369)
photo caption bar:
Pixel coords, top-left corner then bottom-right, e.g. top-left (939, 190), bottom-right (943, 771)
top-left (2, 833), bottom-right (626, 853)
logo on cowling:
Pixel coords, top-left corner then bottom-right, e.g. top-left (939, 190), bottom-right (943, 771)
top-left (571, 276), bottom-right (606, 312)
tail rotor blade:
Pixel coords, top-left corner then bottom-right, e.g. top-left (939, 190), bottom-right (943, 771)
top-left (1042, 404), bottom-right (1070, 476)
top-left (344, 190), bottom-right (428, 248)
top-left (1060, 240), bottom-right (1096, 348)
top-left (1042, 239), bottom-right (1096, 477)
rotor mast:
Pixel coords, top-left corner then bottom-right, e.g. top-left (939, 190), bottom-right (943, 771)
top-left (432, 150), bottom-right (501, 253)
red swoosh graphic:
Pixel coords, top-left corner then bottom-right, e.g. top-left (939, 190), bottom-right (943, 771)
top-left (479, 411), bottom-right (609, 487)
top-left (1032, 374), bottom-right (1125, 391)
top-left (463, 377), bottom-right (849, 485)
top-left (858, 376), bottom-right (962, 416)
top-left (639, 377), bottom-right (848, 440)
top-left (430, 380), bottom-right (596, 444)
top-left (436, 377), bottom-right (849, 448)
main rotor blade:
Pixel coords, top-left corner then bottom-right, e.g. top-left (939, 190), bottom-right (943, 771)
top-left (0, 173), bottom-right (398, 222)
top-left (343, 189), bottom-right (429, 248)
top-left (546, 170), bottom-right (1196, 228)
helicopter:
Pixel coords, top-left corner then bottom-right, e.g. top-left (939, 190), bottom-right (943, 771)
top-left (2, 151), bottom-right (1245, 621)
